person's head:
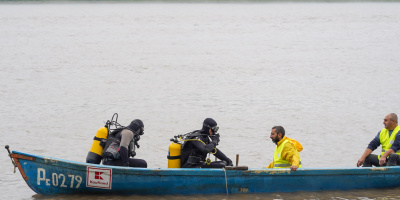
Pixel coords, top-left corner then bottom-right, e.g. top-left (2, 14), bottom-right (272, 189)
top-left (383, 113), bottom-right (398, 130)
top-left (270, 126), bottom-right (285, 144)
top-left (201, 118), bottom-right (219, 135)
top-left (127, 119), bottom-right (144, 135)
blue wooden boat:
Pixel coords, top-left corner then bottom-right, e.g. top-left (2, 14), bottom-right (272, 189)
top-left (6, 147), bottom-right (400, 195)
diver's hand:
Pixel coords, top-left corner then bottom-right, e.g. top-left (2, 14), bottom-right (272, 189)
top-left (211, 134), bottom-right (220, 145)
top-left (226, 159), bottom-right (233, 166)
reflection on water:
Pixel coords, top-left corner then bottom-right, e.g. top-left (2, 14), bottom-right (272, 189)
top-left (29, 188), bottom-right (400, 200)
top-left (1, 1), bottom-right (400, 200)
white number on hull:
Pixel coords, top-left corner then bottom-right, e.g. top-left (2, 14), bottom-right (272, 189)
top-left (37, 168), bottom-right (82, 188)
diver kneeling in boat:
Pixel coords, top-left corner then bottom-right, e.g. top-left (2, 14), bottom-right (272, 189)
top-left (181, 118), bottom-right (233, 168)
top-left (102, 119), bottom-right (147, 168)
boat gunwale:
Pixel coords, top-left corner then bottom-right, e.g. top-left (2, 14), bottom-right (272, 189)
top-left (13, 150), bottom-right (400, 176)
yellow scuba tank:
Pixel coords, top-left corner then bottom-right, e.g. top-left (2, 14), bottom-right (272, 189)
top-left (168, 142), bottom-right (181, 168)
top-left (86, 126), bottom-right (109, 164)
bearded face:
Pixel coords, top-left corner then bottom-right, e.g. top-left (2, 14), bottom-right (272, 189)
top-left (270, 128), bottom-right (281, 144)
top-left (271, 134), bottom-right (280, 144)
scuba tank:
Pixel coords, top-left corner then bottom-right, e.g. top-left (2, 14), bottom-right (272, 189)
top-left (86, 113), bottom-right (121, 164)
top-left (86, 125), bottom-right (109, 164)
top-left (167, 132), bottom-right (212, 168)
top-left (168, 136), bottom-right (182, 168)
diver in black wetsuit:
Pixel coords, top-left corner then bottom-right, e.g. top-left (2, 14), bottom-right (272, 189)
top-left (181, 118), bottom-right (233, 168)
top-left (102, 119), bottom-right (147, 168)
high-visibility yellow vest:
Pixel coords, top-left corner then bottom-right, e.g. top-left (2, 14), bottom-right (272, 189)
top-left (273, 139), bottom-right (302, 168)
top-left (379, 125), bottom-right (400, 159)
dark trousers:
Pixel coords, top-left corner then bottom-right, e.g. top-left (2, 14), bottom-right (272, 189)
top-left (103, 158), bottom-right (147, 168)
top-left (363, 153), bottom-right (400, 167)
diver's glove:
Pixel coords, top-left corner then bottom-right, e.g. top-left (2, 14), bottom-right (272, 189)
top-left (226, 159), bottom-right (234, 166)
top-left (211, 134), bottom-right (220, 146)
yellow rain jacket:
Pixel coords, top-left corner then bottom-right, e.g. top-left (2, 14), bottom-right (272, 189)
top-left (267, 136), bottom-right (302, 168)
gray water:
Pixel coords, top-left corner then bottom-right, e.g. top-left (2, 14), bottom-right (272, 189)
top-left (1, 2), bottom-right (400, 199)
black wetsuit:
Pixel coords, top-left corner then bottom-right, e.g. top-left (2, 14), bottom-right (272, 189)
top-left (181, 130), bottom-right (232, 168)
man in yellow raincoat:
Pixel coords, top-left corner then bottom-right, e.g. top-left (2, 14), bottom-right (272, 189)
top-left (267, 126), bottom-right (302, 171)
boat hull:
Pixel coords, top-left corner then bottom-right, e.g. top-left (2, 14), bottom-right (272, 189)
top-left (11, 151), bottom-right (400, 195)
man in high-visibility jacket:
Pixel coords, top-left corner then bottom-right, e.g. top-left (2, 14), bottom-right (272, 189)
top-left (357, 113), bottom-right (400, 167)
top-left (267, 126), bottom-right (302, 171)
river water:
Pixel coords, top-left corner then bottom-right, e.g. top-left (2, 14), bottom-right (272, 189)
top-left (1, 1), bottom-right (400, 199)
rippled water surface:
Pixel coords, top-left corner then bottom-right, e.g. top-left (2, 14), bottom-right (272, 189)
top-left (1, 2), bottom-right (400, 199)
